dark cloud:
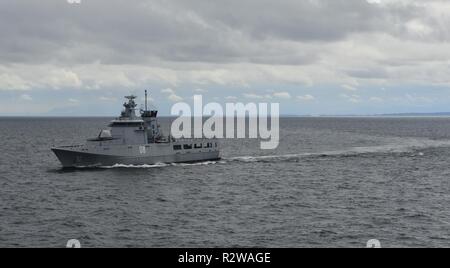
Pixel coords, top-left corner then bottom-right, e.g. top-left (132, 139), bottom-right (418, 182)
top-left (347, 67), bottom-right (389, 79)
top-left (177, 0), bottom-right (388, 41)
top-left (0, 0), bottom-right (424, 66)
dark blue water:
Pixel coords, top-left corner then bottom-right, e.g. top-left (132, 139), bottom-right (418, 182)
top-left (0, 117), bottom-right (449, 247)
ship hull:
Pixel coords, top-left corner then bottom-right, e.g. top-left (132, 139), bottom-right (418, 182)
top-left (52, 148), bottom-right (220, 168)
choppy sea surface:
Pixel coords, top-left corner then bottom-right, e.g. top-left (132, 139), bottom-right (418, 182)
top-left (0, 117), bottom-right (449, 248)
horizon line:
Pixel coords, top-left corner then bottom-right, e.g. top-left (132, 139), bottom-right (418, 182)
top-left (3, 112), bottom-right (450, 118)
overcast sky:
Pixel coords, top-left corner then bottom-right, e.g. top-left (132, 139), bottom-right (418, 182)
top-left (1, 0), bottom-right (450, 116)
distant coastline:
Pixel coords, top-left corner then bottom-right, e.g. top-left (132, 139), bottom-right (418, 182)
top-left (281, 112), bottom-right (450, 118)
top-left (377, 112), bottom-right (450, 117)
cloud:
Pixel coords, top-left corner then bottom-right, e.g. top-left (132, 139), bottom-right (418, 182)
top-left (99, 96), bottom-right (118, 102)
top-left (20, 94), bottom-right (32, 101)
top-left (0, 0), bottom-right (399, 65)
top-left (243, 93), bottom-right (273, 100)
top-left (273, 91), bottom-right (291, 99)
top-left (67, 0), bottom-right (82, 4)
top-left (161, 88), bottom-right (175, 94)
top-left (161, 88), bottom-right (183, 102)
top-left (1, 0), bottom-right (450, 115)
top-left (46, 70), bottom-right (83, 89)
top-left (68, 98), bottom-right (79, 104)
top-left (167, 93), bottom-right (183, 102)
top-left (404, 93), bottom-right (434, 104)
top-left (0, 73), bottom-right (31, 91)
top-left (341, 94), bottom-right (361, 103)
top-left (0, 65), bottom-right (83, 91)
top-left (369, 96), bottom-right (383, 102)
top-left (1, 0), bottom-right (449, 91)
top-left (297, 94), bottom-right (315, 101)
top-left (341, 84), bottom-right (358, 91)
top-left (244, 91), bottom-right (295, 100)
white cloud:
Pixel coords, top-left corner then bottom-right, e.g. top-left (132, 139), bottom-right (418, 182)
top-left (369, 97), bottom-right (383, 102)
top-left (341, 84), bottom-right (358, 91)
top-left (243, 93), bottom-right (273, 100)
top-left (64, 98), bottom-right (81, 108)
top-left (297, 94), bottom-right (315, 101)
top-left (273, 91), bottom-right (291, 99)
top-left (168, 93), bottom-right (183, 102)
top-left (0, 73), bottom-right (31, 91)
top-left (161, 88), bottom-right (183, 102)
top-left (0, 66), bottom-right (85, 91)
top-left (404, 94), bottom-right (434, 104)
top-left (44, 70), bottom-right (83, 89)
top-left (99, 96), bottom-right (118, 102)
top-left (405, 19), bottom-right (433, 37)
top-left (20, 94), bottom-right (32, 101)
top-left (341, 94), bottom-right (361, 103)
top-left (161, 88), bottom-right (175, 94)
top-left (244, 91), bottom-right (311, 100)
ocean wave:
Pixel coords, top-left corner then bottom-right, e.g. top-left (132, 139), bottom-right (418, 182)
top-left (175, 161), bottom-right (225, 166)
top-left (100, 163), bottom-right (170, 169)
top-left (99, 161), bottom-right (224, 169)
top-left (225, 138), bottom-right (450, 164)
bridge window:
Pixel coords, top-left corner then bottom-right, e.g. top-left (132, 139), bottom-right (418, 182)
top-left (173, 145), bottom-right (182, 151)
top-left (183, 144), bottom-right (193, 150)
top-left (194, 143), bottom-right (203, 149)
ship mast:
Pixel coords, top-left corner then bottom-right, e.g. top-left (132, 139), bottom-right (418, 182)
top-left (145, 90), bottom-right (148, 112)
top-left (141, 90), bottom-right (156, 118)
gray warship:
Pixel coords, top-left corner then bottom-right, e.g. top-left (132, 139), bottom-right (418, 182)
top-left (52, 91), bottom-right (220, 168)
